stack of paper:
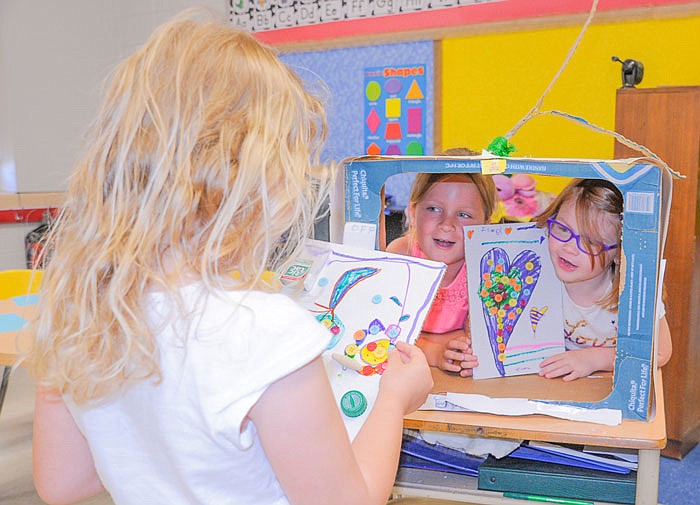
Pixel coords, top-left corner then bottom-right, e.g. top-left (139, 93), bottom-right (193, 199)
top-left (400, 432), bottom-right (486, 477)
top-left (511, 441), bottom-right (637, 473)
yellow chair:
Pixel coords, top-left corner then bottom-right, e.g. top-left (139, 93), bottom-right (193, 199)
top-left (0, 269), bottom-right (43, 299)
top-left (0, 269), bottom-right (43, 416)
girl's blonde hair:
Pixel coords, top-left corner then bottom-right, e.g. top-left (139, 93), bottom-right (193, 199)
top-left (535, 178), bottom-right (623, 310)
top-left (407, 148), bottom-right (497, 223)
top-left (28, 12), bottom-right (333, 402)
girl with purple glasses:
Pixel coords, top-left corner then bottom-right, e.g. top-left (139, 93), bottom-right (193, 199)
top-left (534, 178), bottom-right (672, 381)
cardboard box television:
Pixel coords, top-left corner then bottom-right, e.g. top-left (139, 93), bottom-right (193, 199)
top-left (329, 155), bottom-right (672, 422)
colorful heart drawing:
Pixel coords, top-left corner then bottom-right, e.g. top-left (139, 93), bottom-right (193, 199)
top-left (478, 247), bottom-right (542, 376)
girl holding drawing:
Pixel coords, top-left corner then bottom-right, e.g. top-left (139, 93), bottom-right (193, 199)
top-left (386, 148), bottom-right (497, 376)
top-left (535, 178), bottom-right (672, 381)
top-left (29, 12), bottom-right (433, 505)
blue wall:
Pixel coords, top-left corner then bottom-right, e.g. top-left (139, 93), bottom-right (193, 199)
top-left (281, 40), bottom-right (434, 162)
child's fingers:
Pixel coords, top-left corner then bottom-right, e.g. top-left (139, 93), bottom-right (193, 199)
top-left (393, 340), bottom-right (428, 367)
top-left (539, 359), bottom-right (572, 379)
top-left (539, 352), bottom-right (566, 369)
top-left (387, 346), bottom-right (409, 366)
top-left (562, 370), bottom-right (583, 382)
top-left (460, 355), bottom-right (478, 369)
top-left (443, 349), bottom-right (467, 362)
top-left (440, 350), bottom-right (479, 374)
top-left (384, 342), bottom-right (433, 412)
top-left (439, 358), bottom-right (462, 373)
top-left (389, 341), bottom-right (410, 364)
top-left (447, 339), bottom-right (470, 352)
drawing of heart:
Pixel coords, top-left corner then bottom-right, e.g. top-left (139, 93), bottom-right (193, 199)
top-left (478, 247), bottom-right (541, 376)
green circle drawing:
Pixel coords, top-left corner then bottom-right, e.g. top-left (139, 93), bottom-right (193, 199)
top-left (340, 390), bottom-right (368, 418)
top-left (406, 141), bottom-right (424, 156)
top-left (365, 81), bottom-right (381, 102)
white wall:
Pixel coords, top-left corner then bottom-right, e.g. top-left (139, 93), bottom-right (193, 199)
top-left (0, 1), bottom-right (224, 269)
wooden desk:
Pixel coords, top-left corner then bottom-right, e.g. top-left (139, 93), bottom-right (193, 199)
top-left (2, 300), bottom-right (666, 504)
top-left (396, 368), bottom-right (666, 505)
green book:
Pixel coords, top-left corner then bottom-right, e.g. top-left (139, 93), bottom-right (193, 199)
top-left (478, 456), bottom-right (637, 504)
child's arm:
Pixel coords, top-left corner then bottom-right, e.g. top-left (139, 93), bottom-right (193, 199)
top-left (656, 315), bottom-right (672, 367)
top-left (541, 314), bottom-right (672, 380)
top-left (538, 347), bottom-right (616, 381)
top-left (417, 330), bottom-right (478, 376)
top-left (249, 342), bottom-right (432, 505)
top-left (415, 332), bottom-right (451, 367)
top-left (442, 332), bottom-right (479, 377)
top-left (444, 320), bottom-right (479, 377)
top-left (33, 388), bottom-right (104, 505)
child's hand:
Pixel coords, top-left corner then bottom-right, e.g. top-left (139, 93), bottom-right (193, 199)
top-left (439, 339), bottom-right (479, 377)
top-left (380, 341), bottom-right (433, 414)
top-left (539, 347), bottom-right (615, 381)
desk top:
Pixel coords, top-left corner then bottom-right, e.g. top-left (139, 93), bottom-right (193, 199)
top-left (405, 367), bottom-right (666, 450)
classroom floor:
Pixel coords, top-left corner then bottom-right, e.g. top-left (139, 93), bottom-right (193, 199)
top-left (1, 366), bottom-right (698, 505)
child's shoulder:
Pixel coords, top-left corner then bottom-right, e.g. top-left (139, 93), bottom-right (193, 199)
top-left (386, 235), bottom-right (411, 256)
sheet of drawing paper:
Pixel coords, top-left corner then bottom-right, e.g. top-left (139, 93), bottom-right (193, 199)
top-left (291, 240), bottom-right (445, 439)
top-left (464, 223), bottom-right (564, 379)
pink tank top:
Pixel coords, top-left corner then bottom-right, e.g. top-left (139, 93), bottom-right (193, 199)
top-left (411, 241), bottom-right (469, 334)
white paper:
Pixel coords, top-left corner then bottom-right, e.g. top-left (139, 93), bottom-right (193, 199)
top-left (420, 392), bottom-right (622, 426)
top-left (464, 223), bottom-right (565, 379)
top-left (299, 240), bottom-right (445, 439)
top-left (530, 441), bottom-right (638, 470)
top-left (583, 445), bottom-right (639, 466)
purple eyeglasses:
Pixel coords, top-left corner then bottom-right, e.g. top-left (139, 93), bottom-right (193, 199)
top-left (546, 217), bottom-right (618, 256)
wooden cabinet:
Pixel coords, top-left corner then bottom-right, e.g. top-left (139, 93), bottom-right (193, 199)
top-left (614, 86), bottom-right (700, 459)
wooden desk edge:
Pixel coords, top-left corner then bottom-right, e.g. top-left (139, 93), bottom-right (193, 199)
top-left (0, 353), bottom-right (18, 367)
top-left (404, 372), bottom-right (666, 450)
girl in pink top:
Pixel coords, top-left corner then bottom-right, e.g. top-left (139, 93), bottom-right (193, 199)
top-left (410, 240), bottom-right (468, 334)
top-left (387, 149), bottom-right (497, 376)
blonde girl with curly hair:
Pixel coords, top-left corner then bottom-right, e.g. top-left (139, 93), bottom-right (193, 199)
top-left (29, 11), bottom-right (432, 505)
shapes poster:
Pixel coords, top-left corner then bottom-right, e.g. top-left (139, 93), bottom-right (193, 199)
top-left (364, 65), bottom-right (427, 157)
top-left (464, 223), bottom-right (564, 379)
top-left (292, 240), bottom-right (444, 439)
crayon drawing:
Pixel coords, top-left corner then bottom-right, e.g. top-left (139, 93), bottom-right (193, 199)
top-left (296, 240), bottom-right (445, 439)
top-left (465, 223), bottom-right (564, 379)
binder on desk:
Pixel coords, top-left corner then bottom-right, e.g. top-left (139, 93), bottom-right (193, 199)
top-left (400, 434), bottom-right (485, 477)
top-left (478, 455), bottom-right (637, 504)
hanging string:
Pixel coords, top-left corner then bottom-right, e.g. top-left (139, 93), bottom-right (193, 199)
top-left (529, 110), bottom-right (682, 178)
top-left (487, 0), bottom-right (682, 178)
top-left (503, 0), bottom-right (599, 141)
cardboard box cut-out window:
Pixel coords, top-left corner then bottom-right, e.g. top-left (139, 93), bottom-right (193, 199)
top-left (330, 155), bottom-right (671, 422)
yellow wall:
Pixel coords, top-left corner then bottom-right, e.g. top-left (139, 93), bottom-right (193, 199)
top-left (441, 15), bottom-right (700, 192)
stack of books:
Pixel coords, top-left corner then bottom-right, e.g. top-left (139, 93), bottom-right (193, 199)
top-left (478, 441), bottom-right (638, 504)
